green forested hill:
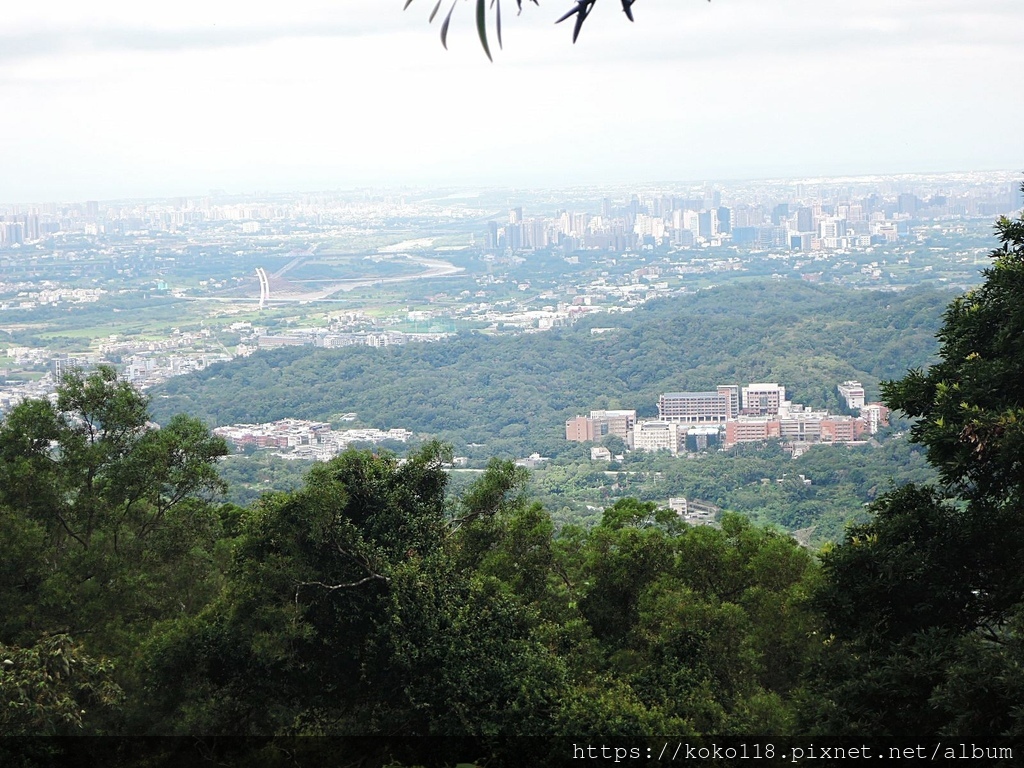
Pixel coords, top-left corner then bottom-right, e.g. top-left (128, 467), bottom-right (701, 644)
top-left (152, 280), bottom-right (951, 457)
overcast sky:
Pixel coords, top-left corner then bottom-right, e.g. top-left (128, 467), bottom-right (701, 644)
top-left (1, 0), bottom-right (1021, 202)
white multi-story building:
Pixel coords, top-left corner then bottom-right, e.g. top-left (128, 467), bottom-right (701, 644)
top-left (861, 403), bottom-right (890, 434)
top-left (838, 380), bottom-right (866, 410)
top-left (632, 420), bottom-right (686, 456)
top-left (742, 383), bottom-right (786, 415)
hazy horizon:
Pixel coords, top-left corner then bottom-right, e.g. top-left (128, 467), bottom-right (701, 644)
top-left (3, 167), bottom-right (1022, 208)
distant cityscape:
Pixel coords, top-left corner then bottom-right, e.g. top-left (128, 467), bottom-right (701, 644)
top-left (484, 180), bottom-right (1021, 254)
top-left (3, 173), bottom-right (1020, 254)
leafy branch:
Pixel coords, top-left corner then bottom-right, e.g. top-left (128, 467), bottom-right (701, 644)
top-left (405, 0), bottom-right (659, 60)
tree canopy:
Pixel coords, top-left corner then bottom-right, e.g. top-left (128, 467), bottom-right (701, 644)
top-left (0, 367), bottom-right (229, 761)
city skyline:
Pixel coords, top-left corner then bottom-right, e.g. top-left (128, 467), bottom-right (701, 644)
top-left (2, 0), bottom-right (1021, 202)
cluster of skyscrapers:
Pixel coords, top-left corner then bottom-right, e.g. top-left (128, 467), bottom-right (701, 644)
top-left (486, 180), bottom-right (1024, 255)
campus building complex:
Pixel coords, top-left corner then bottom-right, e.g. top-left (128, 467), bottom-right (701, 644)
top-left (567, 380), bottom-right (890, 456)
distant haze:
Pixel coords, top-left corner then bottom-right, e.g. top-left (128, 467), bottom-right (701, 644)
top-left (1, 0), bottom-right (1021, 202)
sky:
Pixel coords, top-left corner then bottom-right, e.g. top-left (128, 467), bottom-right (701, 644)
top-left (1, 0), bottom-right (1021, 202)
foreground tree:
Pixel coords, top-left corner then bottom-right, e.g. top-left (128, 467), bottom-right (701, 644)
top-left (884, 208), bottom-right (1024, 508)
top-left (803, 190), bottom-right (1024, 753)
top-left (135, 438), bottom-right (821, 766)
top-left (0, 368), bottom-right (232, 767)
top-left (141, 446), bottom-right (566, 765)
top-left (0, 367), bottom-right (228, 652)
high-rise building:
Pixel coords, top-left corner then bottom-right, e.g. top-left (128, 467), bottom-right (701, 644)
top-left (716, 206), bottom-right (732, 235)
top-left (861, 403), bottom-right (890, 434)
top-left (795, 207), bottom-right (814, 233)
top-left (0, 221), bottom-right (24, 246)
top-left (507, 222), bottom-right (522, 250)
top-left (673, 228), bottom-right (695, 247)
top-left (732, 205), bottom-right (763, 228)
top-left (820, 217), bottom-right (847, 239)
top-left (683, 210), bottom-right (701, 239)
top-left (898, 193), bottom-right (918, 216)
top-left (528, 219), bottom-right (549, 249)
top-left (698, 210), bottom-right (718, 239)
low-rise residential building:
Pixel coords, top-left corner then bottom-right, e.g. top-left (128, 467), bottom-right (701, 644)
top-left (516, 453), bottom-right (550, 469)
top-left (257, 335), bottom-right (313, 349)
top-left (669, 497), bottom-right (719, 526)
top-left (214, 419), bottom-right (413, 460)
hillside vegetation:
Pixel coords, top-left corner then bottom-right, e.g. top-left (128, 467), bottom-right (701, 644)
top-left (152, 281), bottom-right (950, 459)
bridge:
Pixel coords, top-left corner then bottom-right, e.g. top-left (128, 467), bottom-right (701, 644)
top-left (255, 267), bottom-right (270, 309)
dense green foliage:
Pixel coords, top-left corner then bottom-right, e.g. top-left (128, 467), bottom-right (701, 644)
top-left (0, 367), bottom-right (229, 655)
top-left (530, 435), bottom-right (934, 542)
top-left (125, 451), bottom-right (823, 766)
top-left (152, 281), bottom-right (949, 459)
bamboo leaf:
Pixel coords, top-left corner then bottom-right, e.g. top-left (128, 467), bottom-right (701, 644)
top-left (496, 0), bottom-right (503, 49)
top-left (440, 0), bottom-right (458, 49)
top-left (477, 0), bottom-right (493, 61)
top-left (429, 0), bottom-right (444, 22)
